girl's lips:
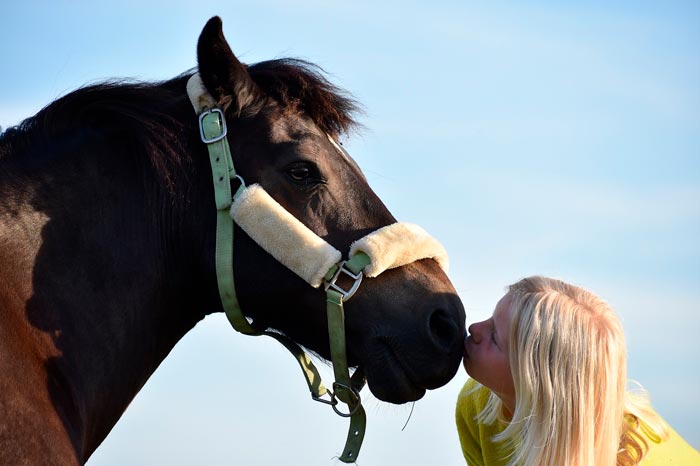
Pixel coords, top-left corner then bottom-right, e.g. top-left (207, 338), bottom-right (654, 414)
top-left (462, 338), bottom-right (471, 372)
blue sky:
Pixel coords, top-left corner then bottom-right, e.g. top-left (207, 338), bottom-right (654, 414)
top-left (2, 1), bottom-right (698, 464)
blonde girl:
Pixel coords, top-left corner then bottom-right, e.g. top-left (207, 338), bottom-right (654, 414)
top-left (456, 276), bottom-right (699, 466)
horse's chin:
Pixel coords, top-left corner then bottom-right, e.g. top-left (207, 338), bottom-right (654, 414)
top-left (361, 345), bottom-right (428, 404)
top-left (358, 334), bottom-right (463, 403)
top-left (365, 366), bottom-right (427, 403)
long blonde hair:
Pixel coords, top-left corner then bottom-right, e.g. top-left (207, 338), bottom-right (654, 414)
top-left (476, 276), bottom-right (668, 466)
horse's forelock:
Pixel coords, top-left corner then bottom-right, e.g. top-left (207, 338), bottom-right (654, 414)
top-left (247, 59), bottom-right (362, 139)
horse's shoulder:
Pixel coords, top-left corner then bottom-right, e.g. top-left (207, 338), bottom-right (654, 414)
top-left (0, 332), bottom-right (81, 466)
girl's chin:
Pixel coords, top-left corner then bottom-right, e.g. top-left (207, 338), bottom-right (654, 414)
top-left (462, 358), bottom-right (473, 375)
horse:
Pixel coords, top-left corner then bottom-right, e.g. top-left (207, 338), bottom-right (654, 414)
top-left (0, 16), bottom-right (466, 466)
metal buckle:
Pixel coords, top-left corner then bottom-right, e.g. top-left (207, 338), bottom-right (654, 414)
top-left (312, 391), bottom-right (338, 407)
top-left (198, 107), bottom-right (228, 144)
top-left (324, 261), bottom-right (363, 301)
top-left (330, 382), bottom-right (362, 418)
top-left (311, 383), bottom-right (361, 418)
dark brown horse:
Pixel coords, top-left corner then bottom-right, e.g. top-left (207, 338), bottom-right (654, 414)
top-left (0, 17), bottom-right (465, 466)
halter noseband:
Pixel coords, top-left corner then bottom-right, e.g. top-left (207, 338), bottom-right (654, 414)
top-left (187, 73), bottom-right (449, 462)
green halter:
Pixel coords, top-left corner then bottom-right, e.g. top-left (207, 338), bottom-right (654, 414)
top-left (199, 107), bottom-right (367, 462)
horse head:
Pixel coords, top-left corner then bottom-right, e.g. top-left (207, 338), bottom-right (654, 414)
top-left (194, 17), bottom-right (466, 403)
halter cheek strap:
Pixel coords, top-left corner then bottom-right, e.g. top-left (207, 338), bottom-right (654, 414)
top-left (187, 72), bottom-right (450, 462)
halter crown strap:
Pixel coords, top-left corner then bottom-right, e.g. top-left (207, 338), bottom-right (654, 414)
top-left (198, 107), bottom-right (258, 335)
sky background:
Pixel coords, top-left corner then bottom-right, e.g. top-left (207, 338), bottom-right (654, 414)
top-left (1, 1), bottom-right (698, 465)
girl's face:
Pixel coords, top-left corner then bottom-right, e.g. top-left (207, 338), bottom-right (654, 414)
top-left (463, 293), bottom-right (515, 408)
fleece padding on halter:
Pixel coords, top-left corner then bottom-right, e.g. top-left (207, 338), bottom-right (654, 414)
top-left (231, 184), bottom-right (342, 288)
top-left (186, 73), bottom-right (216, 111)
top-left (230, 183), bottom-right (449, 287)
top-left (349, 222), bottom-right (449, 277)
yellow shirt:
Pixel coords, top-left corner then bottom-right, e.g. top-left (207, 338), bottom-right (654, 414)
top-left (456, 378), bottom-right (700, 466)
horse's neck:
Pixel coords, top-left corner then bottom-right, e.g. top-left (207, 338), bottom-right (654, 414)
top-left (0, 156), bottom-right (212, 461)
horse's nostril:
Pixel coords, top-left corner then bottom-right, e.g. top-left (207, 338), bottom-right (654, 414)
top-left (427, 309), bottom-right (459, 352)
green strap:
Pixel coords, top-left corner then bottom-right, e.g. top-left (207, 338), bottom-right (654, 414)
top-left (327, 289), bottom-right (366, 462)
top-left (264, 331), bottom-right (328, 399)
top-left (345, 253), bottom-right (372, 276)
top-left (325, 252), bottom-right (369, 463)
top-left (202, 110), bottom-right (258, 336)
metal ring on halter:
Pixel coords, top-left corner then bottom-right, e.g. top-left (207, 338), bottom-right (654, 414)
top-left (233, 174), bottom-right (246, 187)
top-left (324, 261), bottom-right (363, 301)
top-left (232, 174), bottom-right (247, 200)
top-left (330, 382), bottom-right (362, 418)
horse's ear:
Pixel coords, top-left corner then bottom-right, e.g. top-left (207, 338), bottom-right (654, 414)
top-left (197, 16), bottom-right (262, 114)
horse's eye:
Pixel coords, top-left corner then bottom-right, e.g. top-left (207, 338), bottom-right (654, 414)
top-left (285, 162), bottom-right (325, 188)
top-left (289, 166), bottom-right (310, 181)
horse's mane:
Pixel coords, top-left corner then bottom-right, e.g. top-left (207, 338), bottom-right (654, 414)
top-left (0, 59), bottom-right (360, 188)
